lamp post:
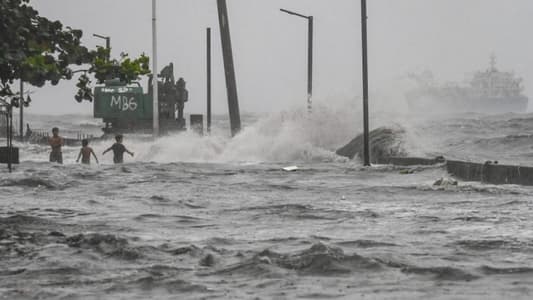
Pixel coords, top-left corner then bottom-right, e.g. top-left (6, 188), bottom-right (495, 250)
top-left (92, 33), bottom-right (111, 61)
top-left (360, 0), bottom-right (370, 166)
top-left (206, 27), bottom-right (212, 134)
top-left (280, 8), bottom-right (313, 113)
top-left (152, 0), bottom-right (159, 137)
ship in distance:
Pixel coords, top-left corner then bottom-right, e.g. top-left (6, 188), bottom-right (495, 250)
top-left (406, 56), bottom-right (529, 114)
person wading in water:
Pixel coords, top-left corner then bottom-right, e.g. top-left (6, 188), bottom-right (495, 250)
top-left (76, 139), bottom-right (99, 165)
top-left (48, 127), bottom-right (64, 164)
top-left (102, 134), bottom-right (134, 164)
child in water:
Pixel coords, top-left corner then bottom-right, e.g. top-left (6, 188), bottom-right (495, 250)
top-left (102, 134), bottom-right (134, 164)
top-left (76, 139), bottom-right (99, 165)
top-left (48, 127), bottom-right (64, 164)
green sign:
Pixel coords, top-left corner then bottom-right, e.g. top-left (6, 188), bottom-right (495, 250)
top-left (94, 85), bottom-right (153, 120)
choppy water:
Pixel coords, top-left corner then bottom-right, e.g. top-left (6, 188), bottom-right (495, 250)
top-left (1, 109), bottom-right (533, 299)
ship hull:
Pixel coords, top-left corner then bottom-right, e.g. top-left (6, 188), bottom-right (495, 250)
top-left (407, 95), bottom-right (529, 114)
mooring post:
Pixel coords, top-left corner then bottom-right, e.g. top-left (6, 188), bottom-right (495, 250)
top-left (207, 27), bottom-right (212, 134)
top-left (216, 0), bottom-right (241, 137)
top-left (361, 0), bottom-right (370, 166)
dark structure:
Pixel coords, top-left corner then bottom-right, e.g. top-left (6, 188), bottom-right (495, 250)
top-left (360, 0), bottom-right (370, 166)
top-left (217, 0), bottom-right (241, 137)
top-left (175, 77), bottom-right (188, 129)
top-left (152, 63), bottom-right (189, 130)
top-left (0, 99), bottom-right (19, 172)
top-left (150, 64), bottom-right (189, 132)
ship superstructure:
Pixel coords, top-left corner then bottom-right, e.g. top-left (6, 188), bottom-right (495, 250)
top-left (406, 56), bottom-right (528, 114)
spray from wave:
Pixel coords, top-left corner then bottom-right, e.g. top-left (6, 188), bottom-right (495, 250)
top-left (20, 98), bottom-right (532, 164)
top-left (133, 104), bottom-right (361, 163)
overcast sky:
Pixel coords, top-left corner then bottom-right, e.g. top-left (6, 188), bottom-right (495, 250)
top-left (27, 0), bottom-right (533, 115)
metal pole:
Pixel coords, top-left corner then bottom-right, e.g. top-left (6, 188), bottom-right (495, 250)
top-left (19, 80), bottom-right (23, 141)
top-left (307, 16), bottom-right (313, 113)
top-left (217, 0), bottom-right (241, 137)
top-left (280, 9), bottom-right (313, 113)
top-left (152, 0), bottom-right (159, 137)
top-left (8, 107), bottom-right (12, 172)
top-left (207, 27), bottom-right (212, 134)
top-left (93, 34), bottom-right (111, 61)
top-left (5, 111), bottom-right (9, 172)
top-left (361, 0), bottom-right (370, 166)
top-left (105, 37), bottom-right (111, 62)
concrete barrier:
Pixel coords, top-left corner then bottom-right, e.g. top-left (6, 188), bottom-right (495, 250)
top-left (447, 160), bottom-right (533, 186)
top-left (385, 156), bottom-right (445, 166)
top-left (382, 156), bottom-right (533, 186)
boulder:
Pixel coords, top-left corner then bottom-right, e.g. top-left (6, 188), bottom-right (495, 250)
top-left (336, 126), bottom-right (406, 163)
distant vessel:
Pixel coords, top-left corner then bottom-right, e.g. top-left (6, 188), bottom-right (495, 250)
top-left (406, 56), bottom-right (529, 114)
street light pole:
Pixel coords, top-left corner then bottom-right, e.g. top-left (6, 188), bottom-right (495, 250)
top-left (307, 16), bottom-right (313, 113)
top-left (152, 0), bottom-right (159, 137)
top-left (280, 8), bottom-right (313, 113)
top-left (206, 27), bottom-right (212, 134)
top-left (93, 33), bottom-right (111, 61)
top-left (360, 0), bottom-right (370, 166)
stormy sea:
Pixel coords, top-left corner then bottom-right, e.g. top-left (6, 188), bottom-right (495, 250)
top-left (1, 107), bottom-right (533, 299)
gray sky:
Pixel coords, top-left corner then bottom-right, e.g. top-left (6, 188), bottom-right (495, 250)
top-left (28, 0), bottom-right (533, 115)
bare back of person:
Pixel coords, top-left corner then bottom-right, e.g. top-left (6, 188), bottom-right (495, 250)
top-left (80, 146), bottom-right (93, 164)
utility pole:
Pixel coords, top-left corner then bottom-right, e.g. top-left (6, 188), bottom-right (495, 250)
top-left (360, 0), bottom-right (370, 166)
top-left (152, 0), bottom-right (159, 137)
top-left (217, 0), bottom-right (241, 137)
top-left (280, 9), bottom-right (314, 113)
top-left (206, 27), bottom-right (212, 134)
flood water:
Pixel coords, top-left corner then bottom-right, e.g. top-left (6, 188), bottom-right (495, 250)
top-left (1, 110), bottom-right (533, 299)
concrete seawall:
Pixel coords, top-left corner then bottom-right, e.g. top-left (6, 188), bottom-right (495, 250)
top-left (447, 160), bottom-right (533, 186)
top-left (386, 156), bottom-right (533, 186)
top-left (337, 127), bottom-right (533, 186)
top-left (384, 156), bottom-right (445, 166)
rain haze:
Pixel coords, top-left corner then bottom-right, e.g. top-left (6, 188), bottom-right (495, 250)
top-left (29, 0), bottom-right (533, 115)
top-left (5, 1), bottom-right (533, 299)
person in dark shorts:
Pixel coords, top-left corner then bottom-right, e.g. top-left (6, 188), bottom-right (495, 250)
top-left (76, 139), bottom-right (99, 165)
top-left (102, 134), bottom-right (134, 164)
top-left (48, 127), bottom-right (64, 164)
